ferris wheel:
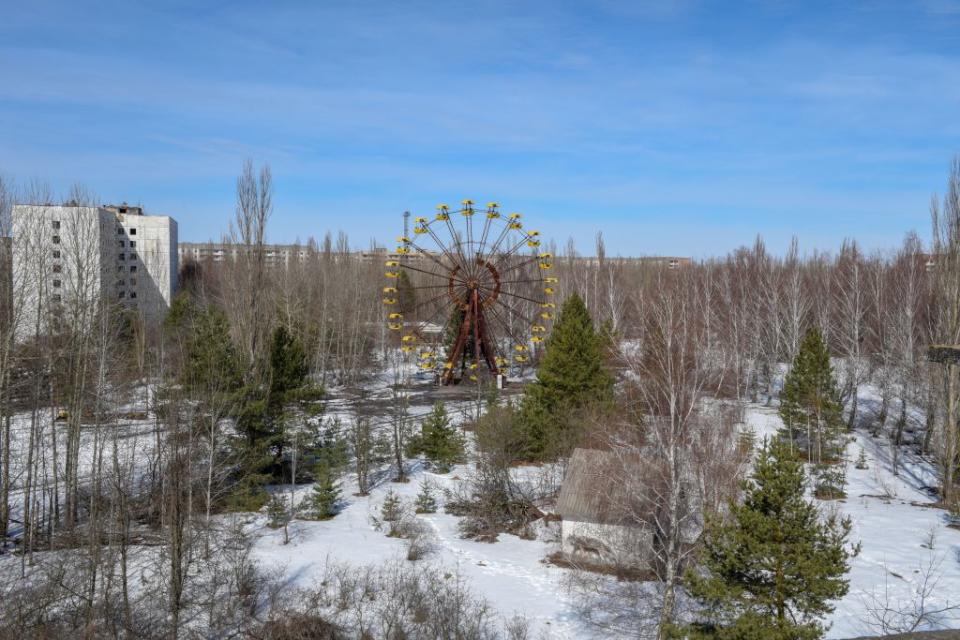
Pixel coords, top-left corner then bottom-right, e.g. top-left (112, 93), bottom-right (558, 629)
top-left (382, 201), bottom-right (556, 385)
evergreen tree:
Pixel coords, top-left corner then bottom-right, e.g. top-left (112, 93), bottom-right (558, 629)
top-left (237, 324), bottom-right (324, 478)
top-left (779, 329), bottom-right (844, 464)
top-left (268, 324), bottom-right (311, 410)
top-left (396, 269), bottom-right (417, 315)
top-left (407, 401), bottom-right (465, 472)
top-left (414, 483), bottom-right (437, 514)
top-left (183, 306), bottom-right (242, 396)
top-left (266, 494), bottom-right (288, 529)
top-left (518, 293), bottom-right (613, 460)
top-left (854, 447), bottom-right (868, 470)
top-left (307, 465), bottom-right (341, 520)
top-left (679, 439), bottom-right (857, 640)
top-left (380, 489), bottom-right (403, 523)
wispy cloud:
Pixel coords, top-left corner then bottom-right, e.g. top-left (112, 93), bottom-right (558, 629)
top-left (0, 0), bottom-right (957, 255)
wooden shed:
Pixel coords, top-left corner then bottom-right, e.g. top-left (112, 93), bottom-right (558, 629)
top-left (556, 448), bottom-right (654, 569)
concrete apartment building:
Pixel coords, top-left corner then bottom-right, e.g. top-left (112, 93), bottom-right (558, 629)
top-left (10, 203), bottom-right (177, 337)
top-left (178, 242), bottom-right (433, 267)
top-left (178, 241), bottom-right (690, 271)
top-left (178, 241), bottom-right (311, 267)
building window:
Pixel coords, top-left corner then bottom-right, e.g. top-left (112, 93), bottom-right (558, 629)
top-left (129, 240), bottom-right (136, 248)
top-left (129, 253), bottom-right (137, 261)
top-left (118, 291), bottom-right (125, 299)
top-left (118, 228), bottom-right (124, 235)
top-left (118, 240), bottom-right (125, 248)
top-left (130, 265), bottom-right (137, 273)
top-left (117, 265), bottom-right (124, 272)
top-left (130, 292), bottom-right (137, 299)
top-left (129, 228), bottom-right (137, 235)
top-left (118, 253), bottom-right (125, 261)
top-left (130, 277), bottom-right (137, 286)
top-left (52, 250), bottom-right (61, 259)
top-left (53, 279), bottom-right (61, 288)
top-left (52, 235), bottom-right (61, 244)
top-left (52, 221), bottom-right (61, 230)
top-left (52, 265), bottom-right (62, 273)
top-left (52, 294), bottom-right (62, 302)
top-left (117, 279), bottom-right (125, 286)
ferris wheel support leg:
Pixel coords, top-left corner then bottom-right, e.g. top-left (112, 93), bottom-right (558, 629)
top-left (443, 307), bottom-right (472, 385)
top-left (471, 290), bottom-right (483, 377)
top-left (475, 305), bottom-right (499, 376)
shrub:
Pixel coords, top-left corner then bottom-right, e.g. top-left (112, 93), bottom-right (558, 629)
top-left (414, 483), bottom-right (438, 514)
top-left (813, 463), bottom-right (847, 500)
top-left (380, 490), bottom-right (403, 523)
top-left (267, 494), bottom-right (289, 529)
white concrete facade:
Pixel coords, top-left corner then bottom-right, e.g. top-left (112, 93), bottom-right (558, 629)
top-left (11, 204), bottom-right (177, 338)
top-left (560, 519), bottom-right (654, 570)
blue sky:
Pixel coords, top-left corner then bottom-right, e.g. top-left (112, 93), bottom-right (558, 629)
top-left (1, 1), bottom-right (959, 257)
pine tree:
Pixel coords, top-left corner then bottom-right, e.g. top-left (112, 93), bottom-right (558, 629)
top-left (779, 328), bottom-right (844, 464)
top-left (308, 465), bottom-right (341, 520)
top-left (381, 489), bottom-right (403, 523)
top-left (407, 401), bottom-right (465, 472)
top-left (183, 306), bottom-right (242, 396)
top-left (266, 494), bottom-right (288, 529)
top-left (237, 325), bottom-right (323, 477)
top-left (415, 483), bottom-right (437, 514)
top-left (854, 447), bottom-right (868, 470)
top-left (268, 324), bottom-right (311, 409)
top-left (679, 439), bottom-right (857, 640)
top-left (396, 269), bottom-right (417, 315)
top-left (518, 293), bottom-right (613, 460)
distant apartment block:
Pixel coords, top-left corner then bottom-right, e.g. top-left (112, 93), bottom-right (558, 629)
top-left (178, 241), bottom-right (689, 270)
top-left (178, 241), bottom-right (312, 267)
top-left (10, 203), bottom-right (177, 337)
top-left (635, 256), bottom-right (691, 269)
top-left (178, 242), bottom-right (433, 266)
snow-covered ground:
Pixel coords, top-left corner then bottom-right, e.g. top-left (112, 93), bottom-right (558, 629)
top-left (248, 463), bottom-right (583, 637)
top-left (240, 391), bottom-right (960, 638)
top-left (2, 370), bottom-right (959, 638)
top-left (745, 402), bottom-right (960, 637)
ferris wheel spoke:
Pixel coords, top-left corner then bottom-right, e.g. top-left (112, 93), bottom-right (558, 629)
top-left (420, 221), bottom-right (470, 274)
top-left (442, 215), bottom-right (471, 274)
top-left (407, 283), bottom-right (463, 291)
top-left (487, 287), bottom-right (548, 307)
top-left (399, 262), bottom-right (467, 284)
top-left (483, 289), bottom-right (542, 328)
top-left (475, 213), bottom-right (494, 265)
top-left (403, 234), bottom-right (465, 275)
top-left (481, 220), bottom-right (513, 264)
top-left (409, 292), bottom-right (460, 342)
top-left (465, 209), bottom-right (475, 274)
top-left (496, 277), bottom-right (547, 286)
top-left (490, 235), bottom-right (534, 270)
top-left (495, 254), bottom-right (543, 277)
top-left (403, 288), bottom-right (459, 319)
top-left (483, 299), bottom-right (533, 352)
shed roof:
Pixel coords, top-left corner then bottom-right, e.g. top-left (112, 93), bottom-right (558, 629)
top-left (557, 448), bottom-right (642, 526)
